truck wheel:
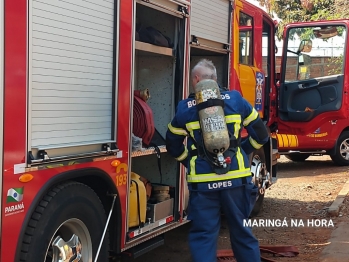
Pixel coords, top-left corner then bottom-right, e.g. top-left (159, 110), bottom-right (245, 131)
top-left (285, 153), bottom-right (310, 162)
top-left (19, 182), bottom-right (108, 262)
top-left (250, 148), bottom-right (266, 217)
top-left (330, 131), bottom-right (349, 166)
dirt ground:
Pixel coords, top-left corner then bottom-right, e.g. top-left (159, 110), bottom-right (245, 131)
top-left (130, 155), bottom-right (349, 262)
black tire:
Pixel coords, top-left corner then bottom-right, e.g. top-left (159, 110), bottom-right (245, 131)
top-left (330, 131), bottom-right (349, 166)
top-left (250, 149), bottom-right (266, 218)
top-left (285, 153), bottom-right (311, 162)
top-left (19, 182), bottom-right (109, 262)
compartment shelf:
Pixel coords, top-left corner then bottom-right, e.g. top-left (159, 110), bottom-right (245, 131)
top-left (135, 41), bottom-right (173, 56)
top-left (131, 145), bottom-right (167, 157)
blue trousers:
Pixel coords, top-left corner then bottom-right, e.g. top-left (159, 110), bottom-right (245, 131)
top-left (187, 183), bottom-right (260, 262)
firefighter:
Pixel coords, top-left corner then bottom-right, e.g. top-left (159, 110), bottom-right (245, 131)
top-left (166, 59), bottom-right (269, 262)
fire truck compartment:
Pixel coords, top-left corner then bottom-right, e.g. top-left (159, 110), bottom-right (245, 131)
top-left (126, 1), bottom-right (186, 241)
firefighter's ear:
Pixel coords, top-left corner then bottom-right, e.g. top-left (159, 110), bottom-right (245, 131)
top-left (192, 75), bottom-right (200, 89)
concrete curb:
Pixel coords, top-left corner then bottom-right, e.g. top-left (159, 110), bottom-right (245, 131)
top-left (320, 177), bottom-right (349, 261)
top-left (320, 221), bottom-right (349, 262)
top-left (327, 178), bottom-right (349, 217)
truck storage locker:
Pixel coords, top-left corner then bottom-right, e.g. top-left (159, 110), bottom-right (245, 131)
top-left (126, 0), bottom-right (189, 243)
top-left (29, 0), bottom-right (116, 158)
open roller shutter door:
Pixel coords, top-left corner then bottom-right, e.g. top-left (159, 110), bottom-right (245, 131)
top-left (30, 0), bottom-right (114, 148)
top-left (191, 0), bottom-right (230, 44)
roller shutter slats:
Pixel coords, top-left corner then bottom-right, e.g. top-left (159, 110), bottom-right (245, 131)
top-left (191, 0), bottom-right (230, 44)
top-left (31, 0), bottom-right (114, 148)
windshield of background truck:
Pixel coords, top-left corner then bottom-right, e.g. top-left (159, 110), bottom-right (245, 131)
top-left (284, 25), bottom-right (346, 82)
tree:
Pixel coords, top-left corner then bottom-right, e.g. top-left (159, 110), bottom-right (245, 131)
top-left (330, 0), bottom-right (349, 18)
top-left (256, 0), bottom-right (348, 38)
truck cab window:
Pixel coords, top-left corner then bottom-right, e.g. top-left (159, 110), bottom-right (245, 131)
top-left (262, 20), bottom-right (272, 77)
top-left (284, 25), bottom-right (346, 82)
top-left (239, 12), bottom-right (253, 65)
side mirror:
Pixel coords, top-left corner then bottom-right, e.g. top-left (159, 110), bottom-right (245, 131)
top-left (298, 39), bottom-right (312, 53)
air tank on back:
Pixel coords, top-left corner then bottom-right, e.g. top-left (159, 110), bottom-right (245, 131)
top-left (194, 79), bottom-right (230, 164)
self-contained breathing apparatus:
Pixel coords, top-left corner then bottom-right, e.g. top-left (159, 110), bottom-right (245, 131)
top-left (192, 79), bottom-right (240, 174)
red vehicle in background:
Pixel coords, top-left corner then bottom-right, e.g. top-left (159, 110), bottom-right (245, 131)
top-left (275, 21), bottom-right (349, 166)
top-left (236, 2), bottom-right (349, 166)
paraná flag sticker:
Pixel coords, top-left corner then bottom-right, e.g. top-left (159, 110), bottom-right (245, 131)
top-left (7, 187), bottom-right (24, 203)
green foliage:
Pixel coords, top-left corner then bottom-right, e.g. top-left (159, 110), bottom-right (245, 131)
top-left (330, 0), bottom-right (349, 19)
top-left (327, 54), bottom-right (343, 75)
top-left (255, 0), bottom-right (348, 39)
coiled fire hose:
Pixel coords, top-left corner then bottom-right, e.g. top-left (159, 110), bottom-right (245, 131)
top-left (133, 88), bottom-right (155, 146)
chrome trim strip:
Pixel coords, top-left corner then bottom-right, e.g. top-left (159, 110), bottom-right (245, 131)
top-left (125, 0), bottom-right (137, 244)
top-left (114, 0), bottom-right (121, 141)
top-left (27, 0), bottom-right (32, 164)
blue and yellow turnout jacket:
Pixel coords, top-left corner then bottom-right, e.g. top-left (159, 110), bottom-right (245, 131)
top-left (166, 90), bottom-right (269, 191)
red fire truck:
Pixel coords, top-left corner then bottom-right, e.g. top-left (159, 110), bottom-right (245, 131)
top-left (237, 3), bottom-right (349, 166)
top-left (274, 22), bottom-right (349, 166)
top-left (1, 0), bottom-right (348, 261)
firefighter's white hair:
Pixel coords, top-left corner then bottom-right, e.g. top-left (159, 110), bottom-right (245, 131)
top-left (191, 59), bottom-right (217, 81)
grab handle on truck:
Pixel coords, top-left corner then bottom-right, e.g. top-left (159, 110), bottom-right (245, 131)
top-left (28, 144), bottom-right (120, 165)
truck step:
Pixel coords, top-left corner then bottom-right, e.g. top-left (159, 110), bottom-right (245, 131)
top-left (123, 235), bottom-right (165, 259)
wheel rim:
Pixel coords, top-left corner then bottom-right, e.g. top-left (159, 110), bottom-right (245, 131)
top-left (339, 138), bottom-right (349, 160)
top-left (45, 218), bottom-right (92, 262)
top-left (251, 155), bottom-right (267, 196)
